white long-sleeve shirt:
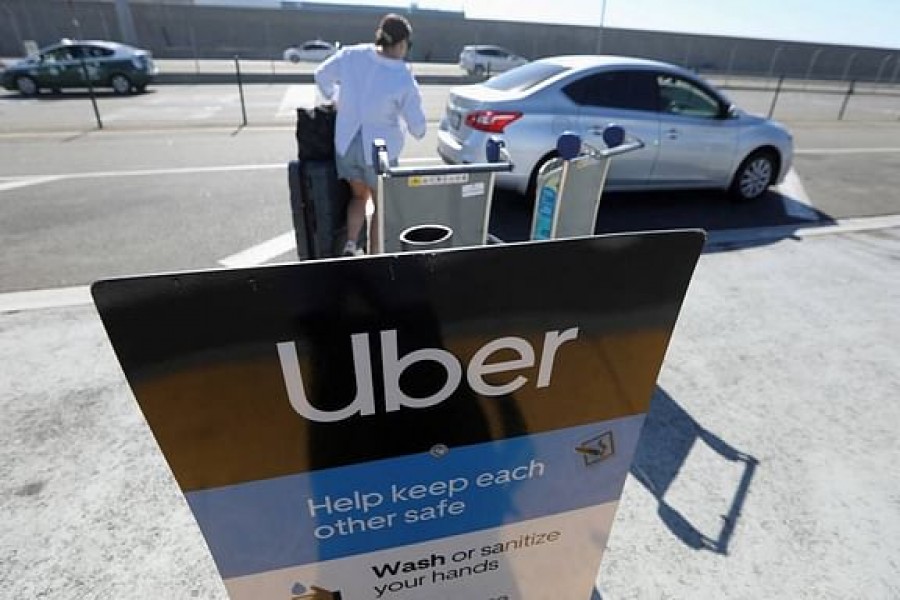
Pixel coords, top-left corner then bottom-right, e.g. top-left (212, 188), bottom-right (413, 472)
top-left (314, 44), bottom-right (427, 165)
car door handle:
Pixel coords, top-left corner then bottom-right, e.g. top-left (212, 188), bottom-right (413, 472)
top-left (666, 128), bottom-right (680, 139)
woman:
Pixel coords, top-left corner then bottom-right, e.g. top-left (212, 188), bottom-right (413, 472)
top-left (314, 13), bottom-right (427, 256)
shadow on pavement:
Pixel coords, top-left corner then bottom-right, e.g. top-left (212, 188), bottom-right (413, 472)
top-left (630, 387), bottom-right (758, 554)
top-left (489, 187), bottom-right (837, 253)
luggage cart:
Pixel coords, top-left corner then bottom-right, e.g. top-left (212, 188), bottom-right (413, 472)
top-left (371, 137), bottom-right (513, 254)
top-left (531, 126), bottom-right (644, 241)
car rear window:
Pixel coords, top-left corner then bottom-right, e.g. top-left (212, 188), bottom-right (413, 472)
top-left (483, 62), bottom-right (569, 92)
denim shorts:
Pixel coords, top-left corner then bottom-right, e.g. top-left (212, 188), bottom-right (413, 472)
top-left (336, 130), bottom-right (398, 190)
top-left (336, 130), bottom-right (378, 190)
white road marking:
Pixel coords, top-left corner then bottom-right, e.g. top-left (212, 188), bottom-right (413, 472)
top-left (1, 158), bottom-right (439, 191)
top-left (277, 84), bottom-right (318, 117)
top-left (0, 176), bottom-right (63, 192)
top-left (1, 163), bottom-right (283, 188)
top-left (218, 231), bottom-right (296, 268)
top-left (59, 163), bottom-right (285, 180)
top-left (775, 168), bottom-right (819, 221)
top-left (0, 285), bottom-right (92, 313)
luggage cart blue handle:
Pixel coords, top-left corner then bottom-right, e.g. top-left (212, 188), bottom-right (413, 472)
top-left (372, 137), bottom-right (513, 177)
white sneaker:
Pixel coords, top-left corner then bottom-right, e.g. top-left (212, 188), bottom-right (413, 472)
top-left (342, 241), bottom-right (364, 257)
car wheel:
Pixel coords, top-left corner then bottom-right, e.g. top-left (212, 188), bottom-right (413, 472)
top-left (16, 76), bottom-right (38, 96)
top-left (110, 73), bottom-right (133, 95)
top-left (730, 150), bottom-right (777, 201)
top-left (288, 54), bottom-right (301, 64)
top-left (473, 65), bottom-right (485, 77)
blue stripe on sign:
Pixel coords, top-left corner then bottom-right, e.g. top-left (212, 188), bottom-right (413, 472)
top-left (187, 415), bottom-right (644, 579)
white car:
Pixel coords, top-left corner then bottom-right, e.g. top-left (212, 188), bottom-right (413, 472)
top-left (459, 45), bottom-right (529, 77)
top-left (438, 55), bottom-right (794, 201)
top-left (283, 40), bottom-right (338, 64)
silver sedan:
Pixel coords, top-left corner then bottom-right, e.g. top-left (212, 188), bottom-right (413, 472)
top-left (437, 55), bottom-right (794, 201)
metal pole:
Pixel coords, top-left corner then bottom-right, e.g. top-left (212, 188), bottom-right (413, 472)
top-left (767, 74), bottom-right (784, 119)
top-left (113, 0), bottom-right (138, 46)
top-left (66, 0), bottom-right (83, 39)
top-left (767, 45), bottom-right (783, 81)
top-left (838, 80), bottom-right (854, 120)
top-left (726, 44), bottom-right (738, 83)
top-left (98, 8), bottom-right (111, 41)
top-left (190, 24), bottom-right (199, 76)
top-left (2, 3), bottom-right (24, 51)
top-left (265, 20), bottom-right (273, 66)
top-left (79, 58), bottom-right (103, 130)
top-left (875, 54), bottom-right (892, 83)
top-left (804, 47), bottom-right (823, 89)
top-left (841, 52), bottom-right (857, 83)
top-left (594, 0), bottom-right (608, 55)
top-left (683, 38), bottom-right (693, 69)
top-left (235, 55), bottom-right (248, 127)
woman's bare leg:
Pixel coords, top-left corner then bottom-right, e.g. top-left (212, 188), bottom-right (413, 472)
top-left (345, 179), bottom-right (371, 252)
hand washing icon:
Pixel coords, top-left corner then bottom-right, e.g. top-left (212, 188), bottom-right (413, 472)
top-left (291, 582), bottom-right (343, 599)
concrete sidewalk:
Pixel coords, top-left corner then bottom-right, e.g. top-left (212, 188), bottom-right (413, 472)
top-left (1, 226), bottom-right (899, 599)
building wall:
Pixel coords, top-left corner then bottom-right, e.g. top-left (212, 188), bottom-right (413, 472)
top-left (1, 0), bottom-right (898, 83)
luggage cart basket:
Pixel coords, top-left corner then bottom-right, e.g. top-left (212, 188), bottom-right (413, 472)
top-left (371, 137), bottom-right (513, 254)
top-left (531, 125), bottom-right (644, 241)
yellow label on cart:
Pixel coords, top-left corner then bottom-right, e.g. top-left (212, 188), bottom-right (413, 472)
top-left (408, 174), bottom-right (470, 187)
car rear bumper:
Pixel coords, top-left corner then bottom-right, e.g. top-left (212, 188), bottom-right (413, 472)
top-left (437, 128), bottom-right (472, 163)
top-left (438, 129), bottom-right (527, 193)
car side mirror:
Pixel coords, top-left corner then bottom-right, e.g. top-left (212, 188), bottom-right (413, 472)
top-left (721, 104), bottom-right (739, 119)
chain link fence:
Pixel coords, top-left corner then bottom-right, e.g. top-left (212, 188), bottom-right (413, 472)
top-left (0, 0), bottom-right (897, 129)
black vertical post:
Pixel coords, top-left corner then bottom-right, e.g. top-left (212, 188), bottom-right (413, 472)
top-left (80, 58), bottom-right (103, 130)
top-left (838, 80), bottom-right (855, 120)
top-left (767, 75), bottom-right (784, 119)
top-left (234, 55), bottom-right (248, 127)
top-left (190, 25), bottom-right (200, 76)
top-left (66, 0), bottom-right (83, 40)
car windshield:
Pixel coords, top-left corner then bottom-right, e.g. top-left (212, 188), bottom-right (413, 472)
top-left (483, 62), bottom-right (568, 92)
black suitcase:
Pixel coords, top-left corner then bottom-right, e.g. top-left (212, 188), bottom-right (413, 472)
top-left (288, 159), bottom-right (354, 260)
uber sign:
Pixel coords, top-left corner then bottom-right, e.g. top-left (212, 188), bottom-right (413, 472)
top-left (93, 231), bottom-right (703, 600)
top-left (277, 328), bottom-right (579, 422)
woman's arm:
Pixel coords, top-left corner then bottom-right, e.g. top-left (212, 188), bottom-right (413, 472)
top-left (400, 80), bottom-right (427, 140)
top-left (314, 50), bottom-right (343, 101)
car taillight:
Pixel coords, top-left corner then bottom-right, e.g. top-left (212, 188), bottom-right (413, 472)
top-left (465, 110), bottom-right (523, 133)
